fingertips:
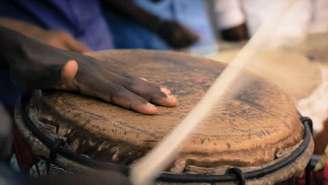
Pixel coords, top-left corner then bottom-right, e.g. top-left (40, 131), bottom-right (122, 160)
top-left (127, 79), bottom-right (178, 107)
top-left (152, 94), bottom-right (177, 107)
top-left (133, 102), bottom-right (158, 115)
top-left (146, 87), bottom-right (177, 107)
top-left (111, 91), bottom-right (158, 115)
top-left (160, 87), bottom-right (172, 95)
top-left (156, 87), bottom-right (177, 107)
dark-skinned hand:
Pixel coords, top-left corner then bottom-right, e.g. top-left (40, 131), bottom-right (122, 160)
top-left (157, 20), bottom-right (199, 49)
top-left (220, 23), bottom-right (250, 42)
top-left (0, 26), bottom-right (176, 114)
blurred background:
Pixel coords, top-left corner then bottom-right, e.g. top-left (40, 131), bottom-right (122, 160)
top-left (1, 0), bottom-right (328, 184)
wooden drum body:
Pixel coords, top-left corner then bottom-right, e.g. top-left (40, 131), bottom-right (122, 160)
top-left (15, 50), bottom-right (314, 185)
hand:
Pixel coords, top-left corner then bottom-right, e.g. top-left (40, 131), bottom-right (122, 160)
top-left (157, 20), bottom-right (199, 49)
top-left (220, 23), bottom-right (249, 42)
top-left (0, 18), bottom-right (90, 52)
top-left (2, 27), bottom-right (176, 114)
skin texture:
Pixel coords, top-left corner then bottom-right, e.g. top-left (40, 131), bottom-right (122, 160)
top-left (0, 18), bottom-right (90, 52)
top-left (103, 0), bottom-right (199, 49)
top-left (0, 26), bottom-right (176, 114)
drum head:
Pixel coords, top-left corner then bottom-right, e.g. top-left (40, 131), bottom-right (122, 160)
top-left (24, 50), bottom-right (306, 174)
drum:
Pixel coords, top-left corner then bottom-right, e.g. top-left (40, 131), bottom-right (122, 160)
top-left (15, 50), bottom-right (314, 185)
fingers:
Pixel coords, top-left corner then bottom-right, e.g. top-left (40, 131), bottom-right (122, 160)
top-left (75, 72), bottom-right (159, 114)
top-left (111, 87), bottom-right (158, 114)
top-left (64, 56), bottom-right (177, 114)
top-left (125, 77), bottom-right (177, 107)
top-left (160, 87), bottom-right (177, 106)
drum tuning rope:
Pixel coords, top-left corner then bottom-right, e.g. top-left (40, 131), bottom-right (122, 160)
top-left (130, 1), bottom-right (298, 185)
top-left (17, 92), bottom-right (313, 184)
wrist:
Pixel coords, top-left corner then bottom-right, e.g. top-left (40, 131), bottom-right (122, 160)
top-left (0, 27), bottom-right (23, 66)
top-left (0, 26), bottom-right (43, 68)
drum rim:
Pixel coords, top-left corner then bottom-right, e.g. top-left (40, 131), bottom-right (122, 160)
top-left (17, 91), bottom-right (313, 183)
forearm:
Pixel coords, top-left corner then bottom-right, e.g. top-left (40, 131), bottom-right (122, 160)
top-left (0, 26), bottom-right (38, 67)
top-left (103, 0), bottom-right (162, 32)
top-left (0, 18), bottom-right (45, 41)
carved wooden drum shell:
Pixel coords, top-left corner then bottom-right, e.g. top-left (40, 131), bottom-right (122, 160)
top-left (15, 50), bottom-right (314, 185)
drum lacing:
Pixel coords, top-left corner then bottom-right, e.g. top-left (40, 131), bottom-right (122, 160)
top-left (46, 138), bottom-right (66, 173)
top-left (225, 168), bottom-right (246, 185)
top-left (19, 93), bottom-right (314, 183)
top-left (300, 117), bottom-right (313, 135)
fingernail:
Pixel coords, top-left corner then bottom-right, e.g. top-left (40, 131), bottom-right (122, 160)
top-left (62, 60), bottom-right (78, 82)
top-left (161, 87), bottom-right (172, 95)
top-left (144, 103), bottom-right (158, 113)
top-left (165, 95), bottom-right (177, 106)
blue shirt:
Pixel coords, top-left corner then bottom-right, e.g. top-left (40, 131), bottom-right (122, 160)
top-left (0, 0), bottom-right (113, 50)
top-left (105, 0), bottom-right (217, 54)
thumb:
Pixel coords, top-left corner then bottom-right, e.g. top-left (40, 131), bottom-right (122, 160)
top-left (60, 60), bottom-right (78, 86)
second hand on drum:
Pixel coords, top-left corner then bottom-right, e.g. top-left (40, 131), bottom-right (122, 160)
top-left (130, 1), bottom-right (297, 185)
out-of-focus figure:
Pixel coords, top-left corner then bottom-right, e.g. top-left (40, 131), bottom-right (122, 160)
top-left (213, 0), bottom-right (249, 42)
top-left (0, 0), bottom-right (112, 51)
top-left (309, 0), bottom-right (328, 33)
top-left (103, 0), bottom-right (217, 54)
top-left (232, 0), bottom-right (328, 35)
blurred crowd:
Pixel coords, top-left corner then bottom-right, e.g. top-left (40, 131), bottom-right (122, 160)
top-left (0, 0), bottom-right (250, 57)
top-left (1, 0), bottom-right (328, 185)
top-left (0, 0), bottom-right (327, 56)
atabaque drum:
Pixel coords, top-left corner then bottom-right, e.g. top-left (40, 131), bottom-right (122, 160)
top-left (15, 50), bottom-right (314, 185)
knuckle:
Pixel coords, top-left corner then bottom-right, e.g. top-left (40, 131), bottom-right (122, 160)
top-left (111, 85), bottom-right (129, 98)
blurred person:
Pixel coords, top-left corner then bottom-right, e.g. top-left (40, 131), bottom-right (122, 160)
top-left (309, 0), bottom-right (328, 33)
top-left (213, 0), bottom-right (249, 42)
top-left (0, 0), bottom-right (113, 52)
top-left (103, 0), bottom-right (217, 54)
top-left (242, 0), bottom-right (311, 41)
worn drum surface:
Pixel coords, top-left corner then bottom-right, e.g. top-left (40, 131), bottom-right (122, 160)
top-left (15, 50), bottom-right (313, 185)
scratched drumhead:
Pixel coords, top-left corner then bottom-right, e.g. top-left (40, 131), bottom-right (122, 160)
top-left (28, 50), bottom-right (304, 173)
